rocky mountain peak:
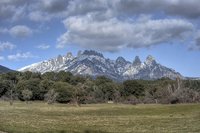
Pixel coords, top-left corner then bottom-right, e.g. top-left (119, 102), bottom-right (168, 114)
top-left (57, 54), bottom-right (62, 58)
top-left (77, 50), bottom-right (82, 57)
top-left (145, 55), bottom-right (156, 65)
top-left (56, 55), bottom-right (63, 64)
top-left (82, 50), bottom-right (104, 57)
top-left (66, 52), bottom-right (73, 58)
top-left (116, 56), bottom-right (126, 64)
top-left (133, 56), bottom-right (141, 65)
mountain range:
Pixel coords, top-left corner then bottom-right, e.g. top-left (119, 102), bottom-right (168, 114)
top-left (18, 50), bottom-right (183, 81)
top-left (0, 65), bottom-right (13, 73)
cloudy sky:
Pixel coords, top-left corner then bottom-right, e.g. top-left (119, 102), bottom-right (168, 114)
top-left (0, 0), bottom-right (200, 77)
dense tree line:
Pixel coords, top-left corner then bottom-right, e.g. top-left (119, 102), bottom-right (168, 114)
top-left (0, 71), bottom-right (200, 105)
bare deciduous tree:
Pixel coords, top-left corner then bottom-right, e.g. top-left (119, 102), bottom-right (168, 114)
top-left (22, 89), bottom-right (33, 104)
top-left (45, 89), bottom-right (58, 104)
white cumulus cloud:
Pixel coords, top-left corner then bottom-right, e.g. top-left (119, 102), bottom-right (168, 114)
top-left (9, 25), bottom-right (32, 37)
top-left (0, 41), bottom-right (15, 51)
top-left (57, 15), bottom-right (193, 52)
top-left (36, 44), bottom-right (50, 50)
top-left (7, 52), bottom-right (36, 61)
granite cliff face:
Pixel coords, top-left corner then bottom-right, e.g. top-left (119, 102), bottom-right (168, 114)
top-left (18, 50), bottom-right (183, 81)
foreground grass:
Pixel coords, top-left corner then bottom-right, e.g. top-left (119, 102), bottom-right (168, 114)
top-left (0, 101), bottom-right (200, 133)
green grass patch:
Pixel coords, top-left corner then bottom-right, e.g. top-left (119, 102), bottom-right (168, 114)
top-left (0, 101), bottom-right (200, 133)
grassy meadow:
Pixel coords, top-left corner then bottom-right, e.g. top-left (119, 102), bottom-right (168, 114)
top-left (0, 101), bottom-right (200, 133)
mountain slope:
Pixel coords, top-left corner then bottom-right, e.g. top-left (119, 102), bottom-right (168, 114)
top-left (0, 65), bottom-right (13, 73)
top-left (18, 50), bottom-right (183, 80)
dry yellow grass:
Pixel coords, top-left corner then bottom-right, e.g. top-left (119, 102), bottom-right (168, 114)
top-left (0, 101), bottom-right (200, 133)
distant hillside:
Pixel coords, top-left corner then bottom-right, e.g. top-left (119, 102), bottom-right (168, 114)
top-left (0, 65), bottom-right (13, 73)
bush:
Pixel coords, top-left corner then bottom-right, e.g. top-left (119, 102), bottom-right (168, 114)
top-left (54, 82), bottom-right (74, 103)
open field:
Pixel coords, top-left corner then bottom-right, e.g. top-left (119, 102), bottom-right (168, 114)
top-left (0, 102), bottom-right (200, 133)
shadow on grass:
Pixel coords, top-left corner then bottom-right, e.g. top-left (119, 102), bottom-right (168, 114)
top-left (83, 130), bottom-right (110, 133)
top-left (57, 130), bottom-right (111, 133)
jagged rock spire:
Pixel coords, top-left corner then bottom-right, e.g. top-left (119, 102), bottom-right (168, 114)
top-left (116, 56), bottom-right (126, 63)
top-left (82, 50), bottom-right (104, 57)
top-left (77, 50), bottom-right (82, 57)
top-left (66, 52), bottom-right (73, 59)
top-left (57, 55), bottom-right (63, 64)
top-left (133, 56), bottom-right (141, 65)
top-left (145, 55), bottom-right (156, 65)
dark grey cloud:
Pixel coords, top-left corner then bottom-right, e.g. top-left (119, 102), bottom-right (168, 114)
top-left (193, 32), bottom-right (200, 50)
top-left (112, 0), bottom-right (163, 16)
top-left (1, 0), bottom-right (200, 21)
top-left (1, 0), bottom-right (200, 51)
top-left (66, 0), bottom-right (200, 19)
top-left (114, 0), bottom-right (200, 19)
top-left (0, 0), bottom-right (69, 22)
top-left (0, 5), bottom-right (16, 20)
top-left (0, 0), bottom-right (29, 5)
top-left (67, 0), bottom-right (107, 16)
top-left (0, 0), bottom-right (29, 21)
top-left (41, 0), bottom-right (70, 13)
top-left (165, 0), bottom-right (200, 19)
top-left (28, 0), bottom-right (70, 22)
top-left (196, 37), bottom-right (200, 46)
top-left (1, 0), bottom-right (200, 22)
